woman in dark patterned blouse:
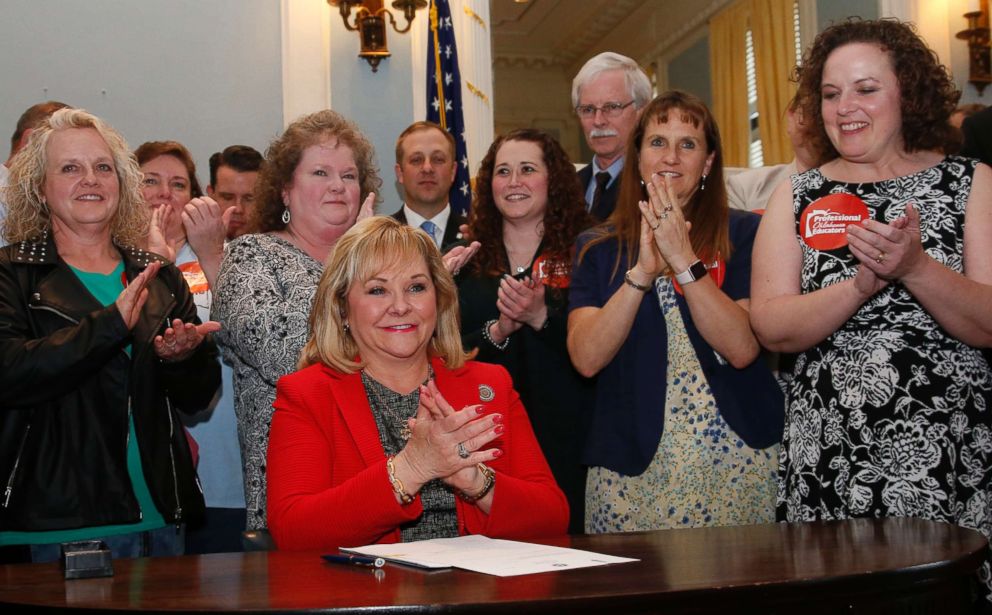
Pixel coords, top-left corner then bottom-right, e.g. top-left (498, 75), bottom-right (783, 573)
top-left (212, 109), bottom-right (379, 530)
top-left (750, 19), bottom-right (992, 601)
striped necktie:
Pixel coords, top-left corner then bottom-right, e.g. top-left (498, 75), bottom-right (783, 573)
top-left (420, 220), bottom-right (440, 247)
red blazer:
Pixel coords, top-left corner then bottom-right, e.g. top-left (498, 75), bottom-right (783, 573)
top-left (267, 357), bottom-right (569, 550)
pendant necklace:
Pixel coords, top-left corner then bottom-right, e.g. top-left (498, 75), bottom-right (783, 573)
top-left (362, 366), bottom-right (434, 442)
top-left (506, 247), bottom-right (535, 276)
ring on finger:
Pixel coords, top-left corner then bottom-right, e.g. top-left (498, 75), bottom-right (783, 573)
top-left (456, 442), bottom-right (470, 459)
top-left (660, 213), bottom-right (668, 220)
top-left (875, 251), bottom-right (886, 264)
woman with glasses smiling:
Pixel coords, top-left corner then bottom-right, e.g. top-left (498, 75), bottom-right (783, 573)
top-left (568, 91), bottom-right (783, 534)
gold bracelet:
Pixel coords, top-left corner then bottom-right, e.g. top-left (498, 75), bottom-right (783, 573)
top-left (458, 464), bottom-right (496, 503)
top-left (386, 456), bottom-right (415, 505)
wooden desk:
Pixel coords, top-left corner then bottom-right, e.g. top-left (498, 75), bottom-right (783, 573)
top-left (0, 518), bottom-right (986, 614)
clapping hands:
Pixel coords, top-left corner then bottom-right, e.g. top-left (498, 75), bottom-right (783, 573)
top-left (397, 379), bottom-right (502, 495)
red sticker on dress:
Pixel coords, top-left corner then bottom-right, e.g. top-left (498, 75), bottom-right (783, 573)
top-left (532, 253), bottom-right (571, 289)
top-left (673, 257), bottom-right (725, 296)
top-left (799, 193), bottom-right (869, 251)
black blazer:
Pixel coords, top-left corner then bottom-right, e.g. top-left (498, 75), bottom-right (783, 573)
top-left (577, 164), bottom-right (621, 221)
top-left (392, 207), bottom-right (468, 252)
top-left (962, 107), bottom-right (992, 167)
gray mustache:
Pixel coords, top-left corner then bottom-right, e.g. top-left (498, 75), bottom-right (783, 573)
top-left (589, 129), bottom-right (619, 138)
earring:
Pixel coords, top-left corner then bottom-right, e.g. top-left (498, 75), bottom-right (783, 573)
top-left (343, 321), bottom-right (350, 333)
top-left (700, 174), bottom-right (707, 191)
top-left (281, 208), bottom-right (291, 224)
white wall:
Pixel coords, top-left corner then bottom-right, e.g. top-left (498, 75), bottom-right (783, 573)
top-left (328, 9), bottom-right (417, 215)
top-left (0, 0), bottom-right (285, 188)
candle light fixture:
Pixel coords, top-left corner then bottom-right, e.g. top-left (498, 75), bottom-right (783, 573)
top-left (956, 0), bottom-right (991, 95)
top-left (328, 0), bottom-right (428, 73)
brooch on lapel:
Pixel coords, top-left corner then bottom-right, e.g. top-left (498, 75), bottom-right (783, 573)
top-left (478, 384), bottom-right (494, 402)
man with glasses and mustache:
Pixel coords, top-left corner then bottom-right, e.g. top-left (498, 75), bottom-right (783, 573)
top-left (572, 52), bottom-right (651, 221)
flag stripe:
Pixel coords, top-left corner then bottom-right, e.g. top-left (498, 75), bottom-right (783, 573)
top-left (426, 0), bottom-right (471, 216)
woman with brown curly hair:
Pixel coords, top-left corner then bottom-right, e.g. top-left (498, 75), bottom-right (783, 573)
top-left (211, 109), bottom-right (379, 530)
top-left (750, 19), bottom-right (992, 597)
top-left (458, 129), bottom-right (594, 533)
top-left (568, 91), bottom-right (783, 534)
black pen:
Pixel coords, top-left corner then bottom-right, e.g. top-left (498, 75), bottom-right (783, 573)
top-left (323, 554), bottom-right (386, 568)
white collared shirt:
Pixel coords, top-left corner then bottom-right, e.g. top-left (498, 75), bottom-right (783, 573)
top-left (403, 203), bottom-right (451, 247)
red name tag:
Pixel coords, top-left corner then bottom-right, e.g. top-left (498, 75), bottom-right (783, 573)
top-left (532, 253), bottom-right (571, 289)
top-left (799, 193), bottom-right (869, 251)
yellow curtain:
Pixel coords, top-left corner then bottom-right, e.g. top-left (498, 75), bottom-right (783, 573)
top-left (750, 0), bottom-right (797, 165)
top-left (709, 0), bottom-right (751, 168)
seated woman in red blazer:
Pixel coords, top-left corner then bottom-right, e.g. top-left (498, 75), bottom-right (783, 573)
top-left (267, 216), bottom-right (568, 550)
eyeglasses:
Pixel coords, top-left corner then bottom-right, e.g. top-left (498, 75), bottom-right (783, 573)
top-left (575, 100), bottom-right (636, 119)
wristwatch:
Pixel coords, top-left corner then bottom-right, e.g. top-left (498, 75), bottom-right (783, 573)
top-left (674, 260), bottom-right (708, 285)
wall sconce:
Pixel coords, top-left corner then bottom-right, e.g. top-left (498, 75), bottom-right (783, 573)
top-left (328, 0), bottom-right (428, 73)
top-left (956, 0), bottom-right (991, 95)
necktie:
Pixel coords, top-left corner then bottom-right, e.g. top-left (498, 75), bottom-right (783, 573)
top-left (420, 220), bottom-right (440, 247)
top-left (590, 171), bottom-right (611, 215)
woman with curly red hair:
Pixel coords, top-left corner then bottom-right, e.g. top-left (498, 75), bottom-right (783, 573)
top-left (750, 18), bottom-right (992, 600)
top-left (458, 129), bottom-right (594, 533)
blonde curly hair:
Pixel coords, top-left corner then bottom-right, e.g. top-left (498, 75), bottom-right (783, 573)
top-left (2, 108), bottom-right (148, 246)
top-left (300, 216), bottom-right (471, 372)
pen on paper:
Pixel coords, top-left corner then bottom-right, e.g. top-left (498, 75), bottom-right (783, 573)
top-left (323, 554), bottom-right (386, 568)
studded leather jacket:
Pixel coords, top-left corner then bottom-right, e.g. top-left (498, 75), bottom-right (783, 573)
top-left (0, 235), bottom-right (217, 532)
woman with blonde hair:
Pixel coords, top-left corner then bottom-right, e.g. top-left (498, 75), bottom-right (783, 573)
top-left (266, 216), bottom-right (567, 550)
top-left (0, 108), bottom-right (219, 560)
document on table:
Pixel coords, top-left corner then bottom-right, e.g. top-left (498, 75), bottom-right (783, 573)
top-left (340, 535), bottom-right (638, 576)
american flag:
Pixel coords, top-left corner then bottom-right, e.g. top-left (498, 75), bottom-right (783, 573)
top-left (426, 0), bottom-right (471, 216)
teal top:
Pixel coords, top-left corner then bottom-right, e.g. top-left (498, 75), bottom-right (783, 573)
top-left (0, 261), bottom-right (166, 545)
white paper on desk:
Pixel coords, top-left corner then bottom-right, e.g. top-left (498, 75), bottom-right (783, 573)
top-left (341, 535), bottom-right (637, 576)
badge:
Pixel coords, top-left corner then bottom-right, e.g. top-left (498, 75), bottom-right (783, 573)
top-left (799, 193), bottom-right (870, 251)
top-left (531, 253), bottom-right (571, 289)
top-left (478, 384), bottom-right (494, 402)
top-left (178, 261), bottom-right (209, 294)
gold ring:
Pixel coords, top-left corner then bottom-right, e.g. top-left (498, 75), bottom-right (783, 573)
top-left (875, 251), bottom-right (886, 264)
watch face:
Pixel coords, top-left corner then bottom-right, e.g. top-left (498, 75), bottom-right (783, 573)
top-left (689, 260), bottom-right (708, 281)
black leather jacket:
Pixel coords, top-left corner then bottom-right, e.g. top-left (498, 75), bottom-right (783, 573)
top-left (0, 235), bottom-right (218, 532)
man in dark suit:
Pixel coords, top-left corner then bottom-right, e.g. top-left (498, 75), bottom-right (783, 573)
top-left (392, 121), bottom-right (467, 251)
top-left (962, 105), bottom-right (992, 167)
top-left (572, 52), bottom-right (651, 221)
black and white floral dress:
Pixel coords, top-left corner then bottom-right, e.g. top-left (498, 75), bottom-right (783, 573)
top-left (779, 156), bottom-right (992, 593)
top-left (212, 234), bottom-right (324, 530)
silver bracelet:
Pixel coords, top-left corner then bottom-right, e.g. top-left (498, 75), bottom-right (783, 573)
top-left (624, 269), bottom-right (652, 292)
top-left (481, 319), bottom-right (510, 350)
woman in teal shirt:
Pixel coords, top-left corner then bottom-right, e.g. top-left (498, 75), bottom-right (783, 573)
top-left (0, 108), bottom-right (220, 560)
